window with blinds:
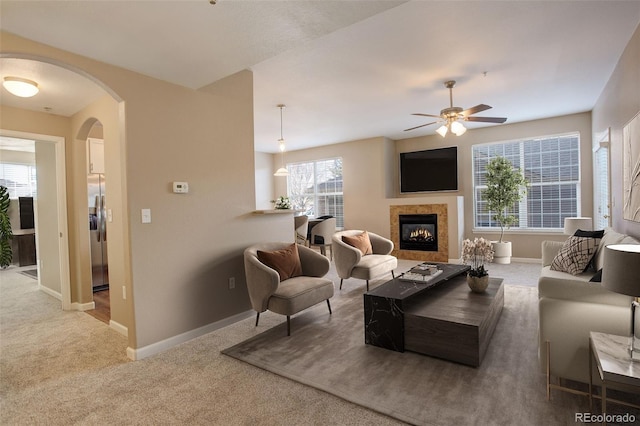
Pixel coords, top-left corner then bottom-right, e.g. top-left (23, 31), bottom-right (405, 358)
top-left (472, 133), bottom-right (580, 231)
top-left (0, 163), bottom-right (37, 199)
top-left (287, 157), bottom-right (344, 228)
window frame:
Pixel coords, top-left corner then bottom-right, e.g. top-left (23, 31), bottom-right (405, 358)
top-left (286, 157), bottom-right (344, 229)
top-left (472, 132), bottom-right (582, 234)
top-left (0, 162), bottom-right (38, 199)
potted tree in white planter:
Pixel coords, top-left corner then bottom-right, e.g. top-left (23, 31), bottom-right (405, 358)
top-left (483, 157), bottom-right (528, 264)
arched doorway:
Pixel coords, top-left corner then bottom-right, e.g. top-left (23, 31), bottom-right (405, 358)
top-left (0, 55), bottom-right (128, 337)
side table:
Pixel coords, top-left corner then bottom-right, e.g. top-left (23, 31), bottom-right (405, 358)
top-left (589, 332), bottom-right (640, 416)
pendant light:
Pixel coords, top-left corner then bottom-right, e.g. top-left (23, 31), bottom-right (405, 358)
top-left (274, 104), bottom-right (289, 177)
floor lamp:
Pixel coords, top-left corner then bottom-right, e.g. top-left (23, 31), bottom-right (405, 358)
top-left (602, 244), bottom-right (640, 361)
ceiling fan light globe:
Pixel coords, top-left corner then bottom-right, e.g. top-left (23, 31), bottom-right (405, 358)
top-left (436, 124), bottom-right (448, 137)
top-left (451, 121), bottom-right (467, 136)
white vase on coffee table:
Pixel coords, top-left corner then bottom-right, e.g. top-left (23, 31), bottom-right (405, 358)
top-left (491, 241), bottom-right (512, 264)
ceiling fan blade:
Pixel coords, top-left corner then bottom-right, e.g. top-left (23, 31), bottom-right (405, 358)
top-left (461, 104), bottom-right (492, 116)
top-left (404, 121), bottom-right (440, 132)
top-left (411, 113), bottom-right (442, 119)
top-left (465, 116), bottom-right (507, 123)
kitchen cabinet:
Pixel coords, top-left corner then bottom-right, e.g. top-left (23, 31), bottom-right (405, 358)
top-left (88, 138), bottom-right (105, 174)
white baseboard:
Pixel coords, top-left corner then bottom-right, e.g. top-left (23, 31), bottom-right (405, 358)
top-left (71, 301), bottom-right (95, 311)
top-left (126, 309), bottom-right (254, 361)
top-left (510, 257), bottom-right (541, 264)
top-left (39, 285), bottom-right (62, 300)
top-left (449, 257), bottom-right (541, 264)
top-left (109, 320), bottom-right (128, 337)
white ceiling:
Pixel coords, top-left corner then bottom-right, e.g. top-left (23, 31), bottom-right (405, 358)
top-left (1, 1), bottom-right (639, 153)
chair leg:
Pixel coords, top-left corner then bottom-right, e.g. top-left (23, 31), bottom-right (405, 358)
top-left (255, 312), bottom-right (260, 327)
top-left (340, 278), bottom-right (344, 290)
top-left (327, 299), bottom-right (332, 315)
top-left (392, 270), bottom-right (395, 279)
top-left (366, 280), bottom-right (369, 292)
top-left (320, 246), bottom-right (326, 256)
top-left (286, 315), bottom-right (291, 336)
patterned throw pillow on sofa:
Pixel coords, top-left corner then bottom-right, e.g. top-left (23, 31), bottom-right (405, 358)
top-left (551, 236), bottom-right (599, 275)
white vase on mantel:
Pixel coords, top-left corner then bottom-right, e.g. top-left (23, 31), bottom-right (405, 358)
top-left (491, 241), bottom-right (512, 264)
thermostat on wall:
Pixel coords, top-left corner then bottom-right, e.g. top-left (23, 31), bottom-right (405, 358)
top-left (173, 182), bottom-right (189, 194)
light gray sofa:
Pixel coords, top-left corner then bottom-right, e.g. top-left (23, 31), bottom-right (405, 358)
top-left (538, 227), bottom-right (639, 392)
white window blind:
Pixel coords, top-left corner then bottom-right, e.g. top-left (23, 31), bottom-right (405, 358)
top-left (473, 133), bottom-right (580, 230)
top-left (0, 163), bottom-right (37, 199)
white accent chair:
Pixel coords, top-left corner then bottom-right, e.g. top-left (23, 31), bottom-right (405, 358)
top-left (310, 217), bottom-right (336, 259)
top-left (244, 243), bottom-right (334, 336)
top-left (332, 230), bottom-right (397, 292)
top-left (294, 215), bottom-right (309, 246)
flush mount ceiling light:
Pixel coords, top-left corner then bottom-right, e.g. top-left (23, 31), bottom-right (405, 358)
top-left (3, 77), bottom-right (39, 98)
top-left (274, 104), bottom-right (289, 177)
top-left (404, 80), bottom-right (507, 137)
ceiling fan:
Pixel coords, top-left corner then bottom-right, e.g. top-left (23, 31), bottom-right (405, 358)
top-left (404, 80), bottom-right (507, 136)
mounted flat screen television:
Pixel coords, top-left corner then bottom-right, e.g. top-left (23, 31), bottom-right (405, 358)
top-left (400, 146), bottom-right (458, 193)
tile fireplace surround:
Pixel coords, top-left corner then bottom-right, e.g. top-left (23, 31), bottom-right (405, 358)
top-left (390, 204), bottom-right (449, 262)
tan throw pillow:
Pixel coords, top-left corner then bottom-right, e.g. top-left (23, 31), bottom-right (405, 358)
top-left (342, 231), bottom-right (373, 256)
top-left (550, 236), bottom-right (599, 275)
top-left (257, 243), bottom-right (302, 281)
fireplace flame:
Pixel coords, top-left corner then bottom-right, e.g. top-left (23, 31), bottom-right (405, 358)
top-left (409, 228), bottom-right (433, 240)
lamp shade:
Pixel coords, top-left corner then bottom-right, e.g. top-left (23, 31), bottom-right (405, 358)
top-left (602, 244), bottom-right (640, 297)
top-left (436, 124), bottom-right (448, 137)
top-left (3, 77), bottom-right (39, 97)
top-left (450, 120), bottom-right (466, 136)
top-left (274, 167), bottom-right (289, 177)
top-left (563, 217), bottom-right (592, 235)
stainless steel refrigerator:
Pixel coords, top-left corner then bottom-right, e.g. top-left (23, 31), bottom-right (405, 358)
top-left (88, 174), bottom-right (108, 291)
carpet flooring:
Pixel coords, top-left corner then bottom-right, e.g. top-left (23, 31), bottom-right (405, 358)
top-left (222, 281), bottom-right (577, 425)
top-left (0, 260), bottom-right (615, 425)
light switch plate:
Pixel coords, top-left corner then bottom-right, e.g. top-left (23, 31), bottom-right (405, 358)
top-left (141, 208), bottom-right (151, 224)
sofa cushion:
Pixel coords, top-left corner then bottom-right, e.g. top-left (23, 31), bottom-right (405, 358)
top-left (574, 229), bottom-right (605, 239)
top-left (351, 254), bottom-right (398, 281)
top-left (342, 231), bottom-right (373, 256)
top-left (593, 227), bottom-right (630, 271)
top-left (538, 266), bottom-right (633, 306)
top-left (268, 276), bottom-right (334, 315)
top-left (257, 243), bottom-right (302, 281)
top-left (550, 236), bottom-right (599, 275)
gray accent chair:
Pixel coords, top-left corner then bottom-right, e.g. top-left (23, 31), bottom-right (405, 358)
top-left (332, 230), bottom-right (397, 292)
top-left (243, 242), bottom-right (334, 336)
top-left (310, 217), bottom-right (336, 259)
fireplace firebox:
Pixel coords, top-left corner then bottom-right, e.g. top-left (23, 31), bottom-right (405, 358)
top-left (399, 214), bottom-right (438, 251)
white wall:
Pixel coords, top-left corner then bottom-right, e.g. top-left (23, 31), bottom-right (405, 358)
top-left (592, 23), bottom-right (640, 240)
top-left (272, 113), bottom-right (592, 260)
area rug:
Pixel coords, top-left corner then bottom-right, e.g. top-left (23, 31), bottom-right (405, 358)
top-left (223, 284), bottom-right (588, 425)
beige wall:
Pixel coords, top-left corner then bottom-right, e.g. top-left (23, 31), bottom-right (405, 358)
top-left (398, 112), bottom-right (593, 260)
top-left (2, 32), bottom-right (293, 356)
top-left (275, 113), bottom-right (592, 260)
top-left (70, 95), bottom-right (130, 331)
top-left (592, 23), bottom-right (640, 240)
top-left (34, 141), bottom-right (62, 293)
top-left (254, 151), bottom-right (274, 209)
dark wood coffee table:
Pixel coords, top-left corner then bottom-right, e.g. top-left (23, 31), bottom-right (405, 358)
top-left (364, 263), bottom-right (504, 367)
